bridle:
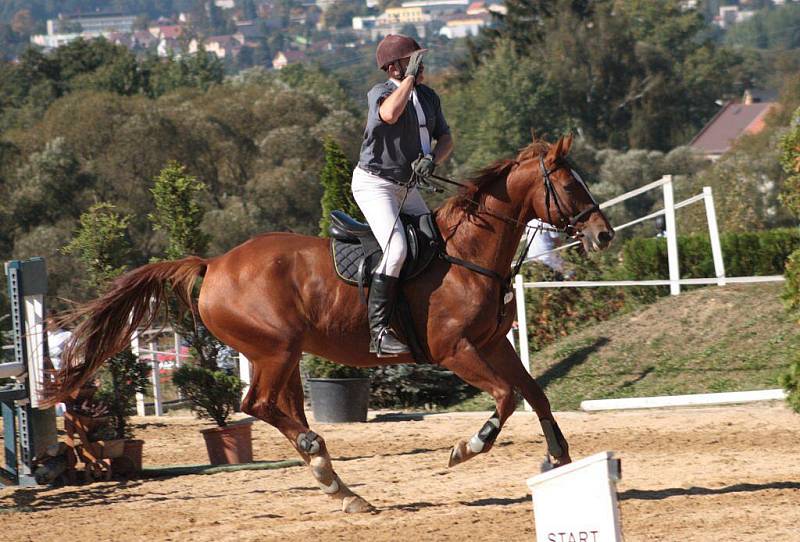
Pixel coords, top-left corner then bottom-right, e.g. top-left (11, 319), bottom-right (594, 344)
top-left (539, 156), bottom-right (600, 239)
top-left (406, 154), bottom-right (603, 322)
top-left (417, 157), bottom-right (599, 240)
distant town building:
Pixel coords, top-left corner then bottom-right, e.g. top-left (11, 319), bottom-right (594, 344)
top-left (714, 5), bottom-right (756, 28)
top-left (149, 24), bottom-right (183, 40)
top-left (157, 37), bottom-right (184, 57)
top-left (47, 12), bottom-right (136, 35)
top-left (215, 0), bottom-right (236, 8)
top-left (353, 16), bottom-right (377, 31)
top-left (133, 30), bottom-right (159, 49)
top-left (377, 6), bottom-right (431, 25)
top-left (273, 50), bottom-right (307, 69)
top-left (690, 90), bottom-right (777, 161)
top-left (235, 20), bottom-right (268, 38)
top-left (400, 0), bottom-right (469, 15)
top-left (204, 35), bottom-right (244, 59)
top-left (31, 12), bottom-right (136, 49)
top-left (439, 15), bottom-right (488, 38)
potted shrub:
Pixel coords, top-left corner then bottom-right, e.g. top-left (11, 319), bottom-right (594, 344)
top-left (302, 354), bottom-right (371, 423)
top-left (63, 203), bottom-right (150, 475)
top-left (172, 363), bottom-right (251, 465)
top-left (93, 349), bottom-right (150, 473)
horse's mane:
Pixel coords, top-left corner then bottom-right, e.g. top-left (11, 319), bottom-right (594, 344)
top-left (436, 140), bottom-right (550, 228)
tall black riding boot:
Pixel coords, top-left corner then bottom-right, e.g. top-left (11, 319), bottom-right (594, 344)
top-left (368, 273), bottom-right (410, 357)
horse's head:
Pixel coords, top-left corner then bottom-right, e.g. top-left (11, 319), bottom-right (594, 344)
top-left (510, 134), bottom-right (614, 252)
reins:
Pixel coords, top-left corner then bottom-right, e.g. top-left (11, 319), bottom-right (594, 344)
top-left (406, 157), bottom-right (587, 291)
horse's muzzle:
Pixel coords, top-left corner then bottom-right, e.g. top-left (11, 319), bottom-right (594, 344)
top-left (581, 227), bottom-right (615, 252)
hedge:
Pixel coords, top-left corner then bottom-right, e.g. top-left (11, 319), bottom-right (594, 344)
top-left (622, 228), bottom-right (800, 280)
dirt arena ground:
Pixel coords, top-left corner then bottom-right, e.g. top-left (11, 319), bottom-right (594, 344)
top-left (0, 402), bottom-right (797, 541)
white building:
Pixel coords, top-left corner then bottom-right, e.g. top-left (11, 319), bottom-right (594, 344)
top-left (46, 12), bottom-right (136, 35)
top-left (439, 16), bottom-right (488, 38)
top-left (31, 12), bottom-right (136, 49)
top-left (400, 0), bottom-right (469, 15)
top-left (715, 5), bottom-right (756, 29)
top-left (353, 16), bottom-right (378, 30)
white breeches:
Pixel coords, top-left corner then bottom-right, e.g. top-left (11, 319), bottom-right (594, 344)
top-left (351, 166), bottom-right (430, 277)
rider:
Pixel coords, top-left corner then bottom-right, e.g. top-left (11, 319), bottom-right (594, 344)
top-left (352, 34), bottom-right (454, 357)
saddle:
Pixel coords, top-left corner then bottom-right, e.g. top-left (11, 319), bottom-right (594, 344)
top-left (329, 210), bottom-right (440, 290)
top-left (329, 210), bottom-right (442, 364)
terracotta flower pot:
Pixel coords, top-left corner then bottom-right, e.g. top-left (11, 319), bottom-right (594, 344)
top-left (200, 421), bottom-right (254, 465)
top-left (122, 439), bottom-right (144, 472)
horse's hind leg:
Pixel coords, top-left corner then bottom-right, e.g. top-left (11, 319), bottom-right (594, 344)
top-left (440, 340), bottom-right (517, 467)
top-left (243, 349), bottom-right (373, 513)
top-left (483, 338), bottom-right (571, 466)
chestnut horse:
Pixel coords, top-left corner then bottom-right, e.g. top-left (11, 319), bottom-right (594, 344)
top-left (44, 135), bottom-right (613, 512)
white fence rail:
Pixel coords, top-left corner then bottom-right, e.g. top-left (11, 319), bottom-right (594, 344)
top-left (528, 176), bottom-right (729, 292)
top-left (512, 174), bottom-right (788, 408)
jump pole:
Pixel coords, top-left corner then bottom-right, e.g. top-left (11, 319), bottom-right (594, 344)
top-left (527, 451), bottom-right (623, 542)
top-left (0, 258), bottom-right (58, 486)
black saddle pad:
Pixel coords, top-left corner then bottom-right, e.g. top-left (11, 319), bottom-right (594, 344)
top-left (331, 213), bottom-right (440, 286)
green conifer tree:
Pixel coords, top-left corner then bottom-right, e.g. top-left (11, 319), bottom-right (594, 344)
top-left (318, 138), bottom-right (362, 237)
top-left (149, 161), bottom-right (220, 371)
top-left (63, 203), bottom-right (148, 439)
top-left (149, 161), bottom-right (210, 260)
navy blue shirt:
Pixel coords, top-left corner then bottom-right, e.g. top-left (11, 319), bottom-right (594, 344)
top-left (357, 81), bottom-right (450, 184)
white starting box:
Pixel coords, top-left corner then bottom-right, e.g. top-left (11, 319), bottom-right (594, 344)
top-left (527, 451), bottom-right (623, 542)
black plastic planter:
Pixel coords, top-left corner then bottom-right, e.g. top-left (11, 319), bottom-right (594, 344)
top-left (307, 377), bottom-right (370, 423)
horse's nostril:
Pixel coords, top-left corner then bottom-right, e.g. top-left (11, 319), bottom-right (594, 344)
top-left (598, 230), bottom-right (614, 244)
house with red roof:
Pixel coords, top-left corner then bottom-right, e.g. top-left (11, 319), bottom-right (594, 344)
top-left (690, 90), bottom-right (777, 161)
top-left (149, 24), bottom-right (183, 40)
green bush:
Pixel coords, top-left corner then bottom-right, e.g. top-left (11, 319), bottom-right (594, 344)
top-left (93, 349), bottom-right (149, 439)
top-left (780, 357), bottom-right (800, 413)
top-left (523, 250), bottom-right (630, 351)
top-left (301, 354), bottom-right (369, 379)
top-left (172, 364), bottom-right (244, 427)
top-left (623, 228), bottom-right (800, 281)
top-left (369, 364), bottom-right (477, 409)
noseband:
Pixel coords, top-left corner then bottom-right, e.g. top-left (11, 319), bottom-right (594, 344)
top-left (539, 156), bottom-right (599, 238)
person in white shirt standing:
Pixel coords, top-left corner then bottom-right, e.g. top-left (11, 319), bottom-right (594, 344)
top-left (525, 219), bottom-right (574, 279)
top-left (352, 34), bottom-right (454, 357)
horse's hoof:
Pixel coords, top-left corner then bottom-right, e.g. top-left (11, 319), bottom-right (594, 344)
top-left (552, 453), bottom-right (572, 467)
top-left (448, 439), bottom-right (472, 467)
top-left (342, 495), bottom-right (374, 513)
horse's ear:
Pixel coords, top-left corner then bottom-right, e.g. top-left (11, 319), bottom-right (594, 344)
top-left (547, 136), bottom-right (564, 161)
top-left (562, 133), bottom-right (574, 156)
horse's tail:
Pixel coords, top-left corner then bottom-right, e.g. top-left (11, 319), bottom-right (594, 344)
top-left (41, 256), bottom-right (208, 407)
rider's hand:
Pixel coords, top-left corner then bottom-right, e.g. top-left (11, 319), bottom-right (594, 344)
top-left (412, 153), bottom-right (436, 178)
top-left (405, 50), bottom-right (425, 81)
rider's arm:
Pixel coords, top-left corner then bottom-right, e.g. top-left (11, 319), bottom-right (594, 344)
top-left (432, 133), bottom-right (453, 165)
top-left (378, 76), bottom-right (415, 124)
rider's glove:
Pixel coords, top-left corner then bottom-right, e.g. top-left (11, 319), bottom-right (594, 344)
top-left (412, 153), bottom-right (436, 179)
top-left (405, 50), bottom-right (426, 81)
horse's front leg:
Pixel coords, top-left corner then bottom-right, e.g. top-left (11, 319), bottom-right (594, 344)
top-left (440, 339), bottom-right (517, 467)
top-left (483, 337), bottom-right (571, 467)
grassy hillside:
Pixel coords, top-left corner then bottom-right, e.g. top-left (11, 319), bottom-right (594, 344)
top-left (453, 282), bottom-right (796, 412)
top-left (526, 282), bottom-right (797, 411)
